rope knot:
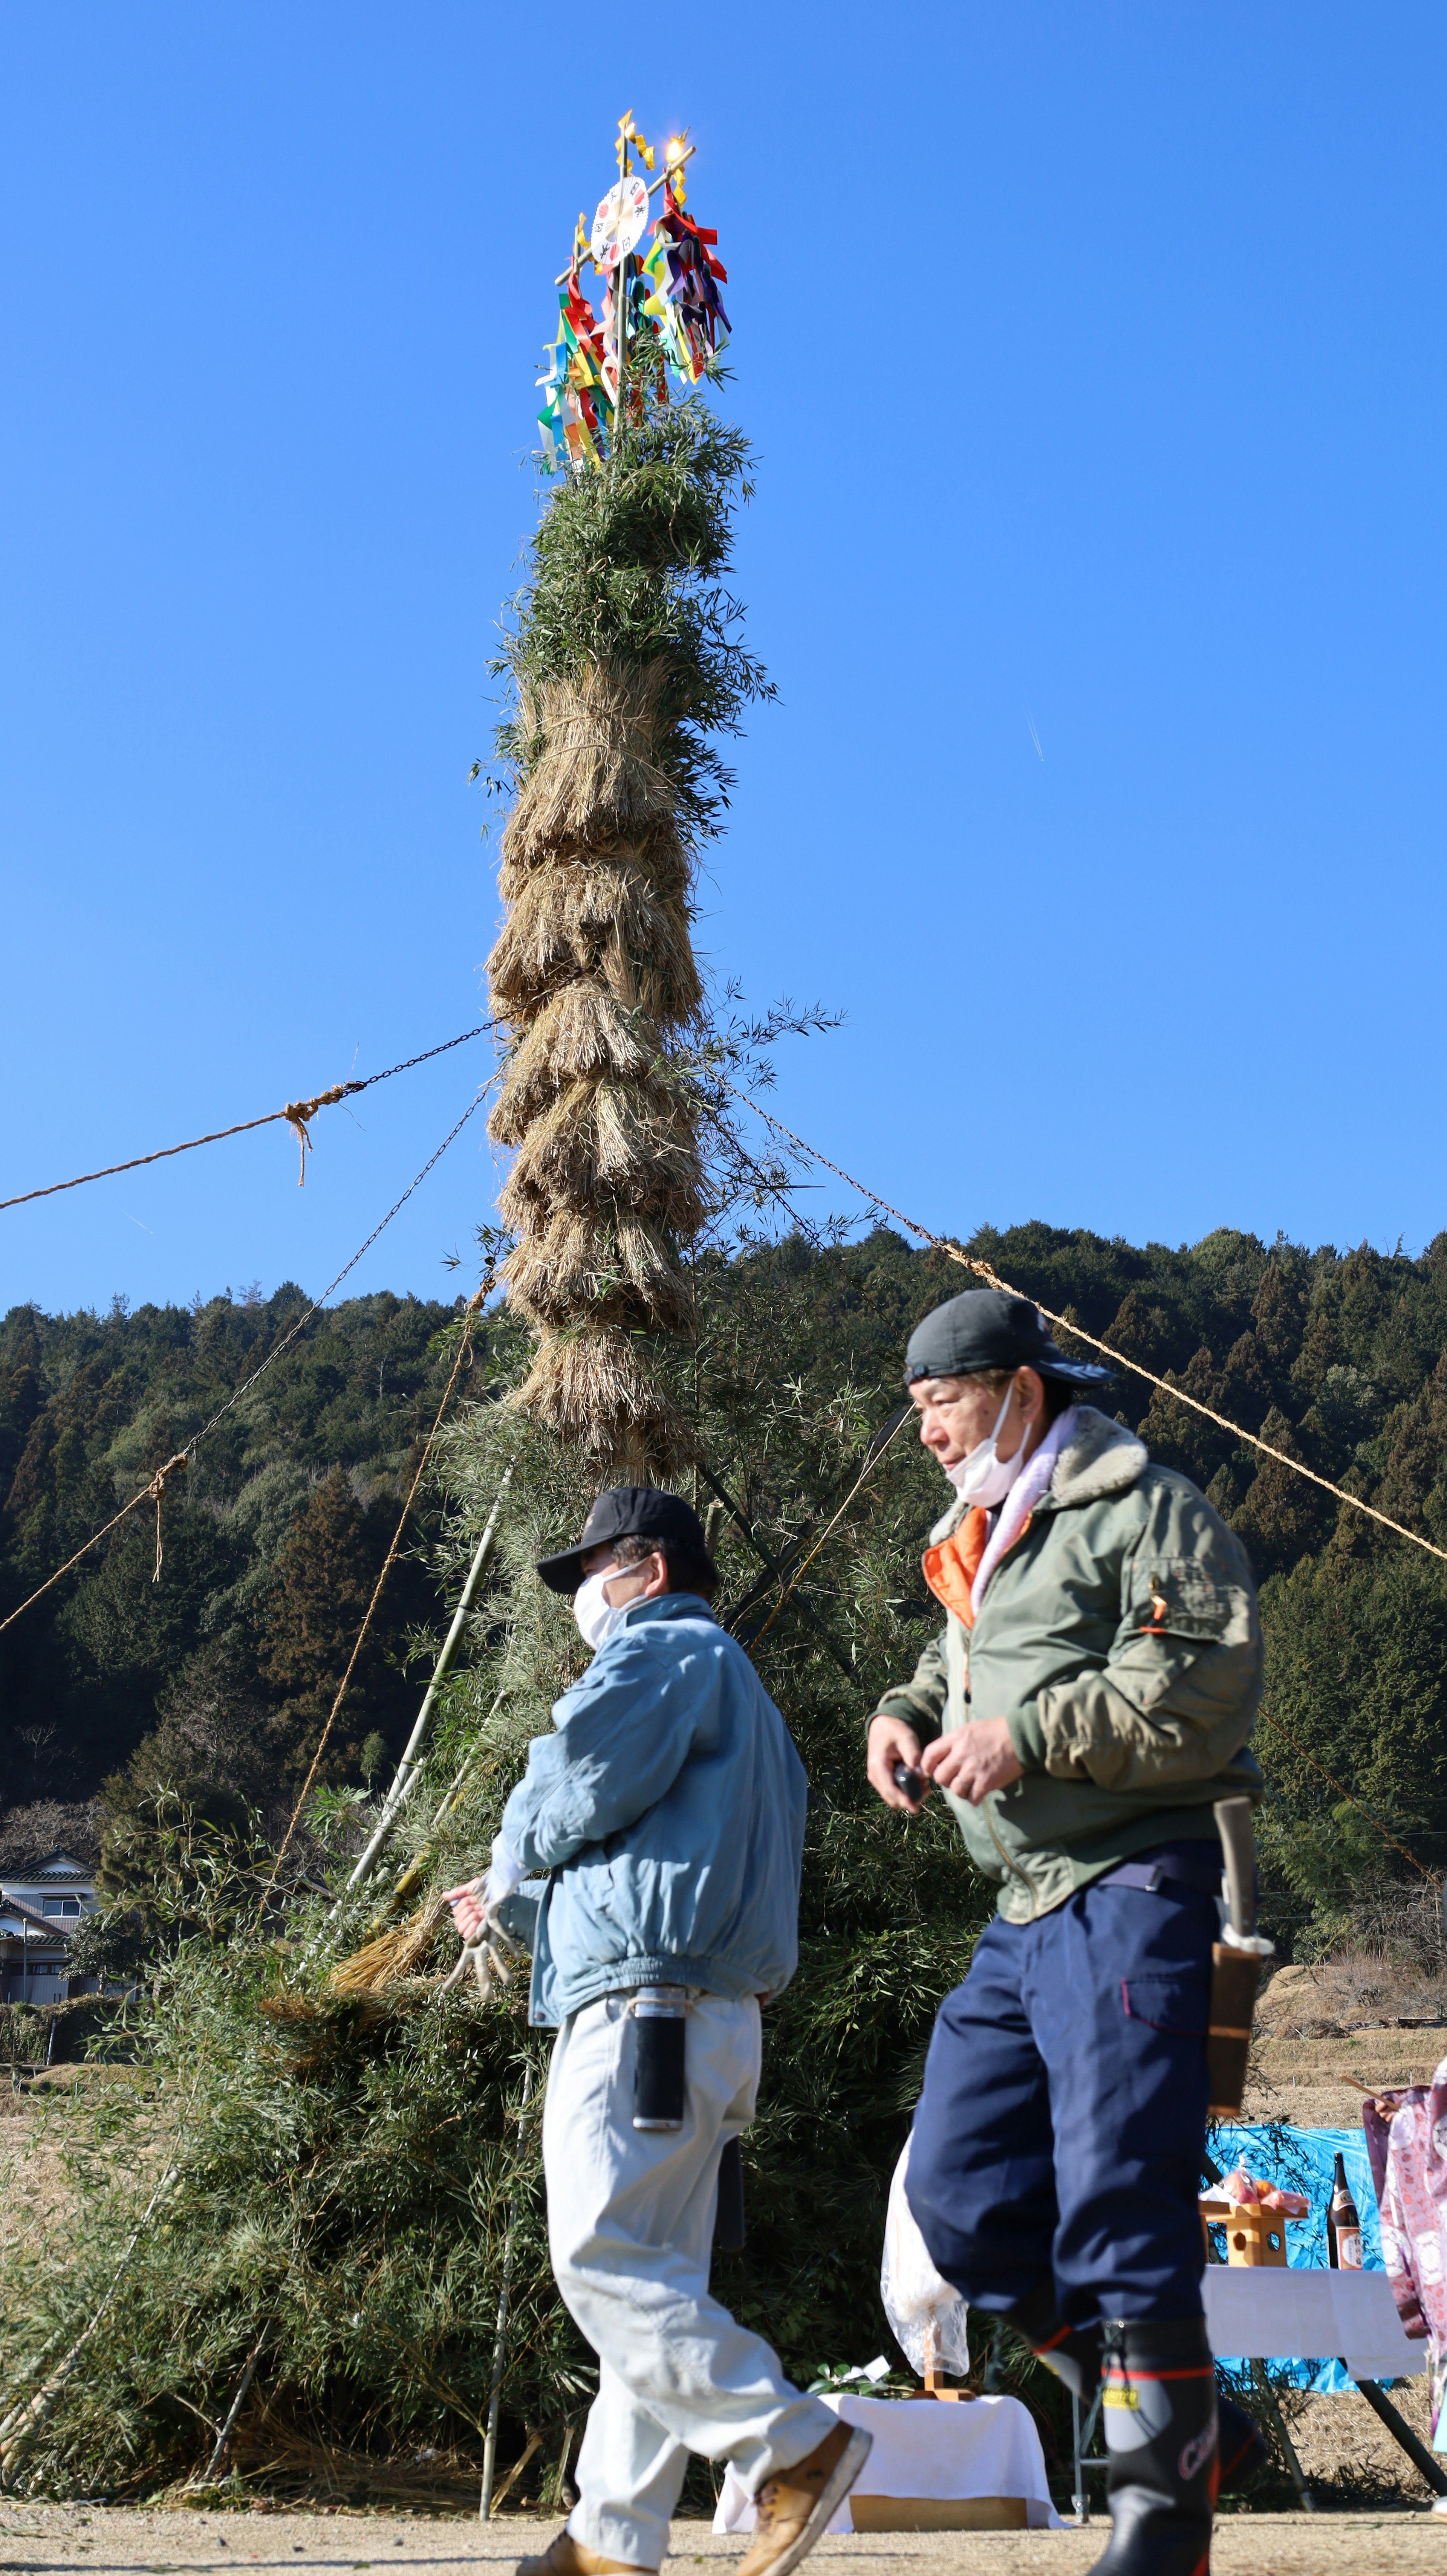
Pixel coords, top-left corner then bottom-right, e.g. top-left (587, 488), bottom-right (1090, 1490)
top-left (147, 1453), bottom-right (188, 1584)
top-left (282, 1083), bottom-right (367, 1185)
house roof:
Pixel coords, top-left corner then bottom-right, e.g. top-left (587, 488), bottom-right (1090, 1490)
top-left (0, 1908), bottom-right (70, 1948)
top-left (11, 1849), bottom-right (92, 1882)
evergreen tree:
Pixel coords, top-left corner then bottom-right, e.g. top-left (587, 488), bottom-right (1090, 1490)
top-left (258, 1468), bottom-right (395, 1792)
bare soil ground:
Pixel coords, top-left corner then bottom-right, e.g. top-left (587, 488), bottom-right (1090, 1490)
top-left (2, 2506), bottom-right (1446, 2576)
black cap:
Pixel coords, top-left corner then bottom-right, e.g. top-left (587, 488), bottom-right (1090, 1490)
top-left (904, 1288), bottom-right (1113, 1390)
top-left (535, 1486), bottom-right (711, 1596)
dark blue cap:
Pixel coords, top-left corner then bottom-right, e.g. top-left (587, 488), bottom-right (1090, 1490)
top-left (535, 1485), bottom-right (710, 1596)
top-left (905, 1288), bottom-right (1113, 1390)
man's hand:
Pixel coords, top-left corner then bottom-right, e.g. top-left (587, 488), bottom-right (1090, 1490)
top-left (866, 1713), bottom-right (928, 1811)
top-left (442, 1880), bottom-right (487, 1941)
top-left (919, 1718), bottom-right (1023, 1806)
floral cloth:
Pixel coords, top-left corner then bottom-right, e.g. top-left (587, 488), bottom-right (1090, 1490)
top-left (1362, 2060), bottom-right (1447, 2353)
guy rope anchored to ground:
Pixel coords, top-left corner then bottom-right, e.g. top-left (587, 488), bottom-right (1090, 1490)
top-left (0, 1021), bottom-right (494, 1210)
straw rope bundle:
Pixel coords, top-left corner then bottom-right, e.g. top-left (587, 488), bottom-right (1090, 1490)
top-left (487, 657), bottom-right (706, 1476)
top-left (325, 1890), bottom-right (451, 1996)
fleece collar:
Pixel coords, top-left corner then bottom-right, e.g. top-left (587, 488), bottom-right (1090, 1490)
top-left (928, 1404), bottom-right (1147, 1545)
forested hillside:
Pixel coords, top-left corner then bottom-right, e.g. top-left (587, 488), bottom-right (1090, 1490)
top-left (3, 1217), bottom-right (1447, 1954)
top-left (0, 1285), bottom-right (471, 1844)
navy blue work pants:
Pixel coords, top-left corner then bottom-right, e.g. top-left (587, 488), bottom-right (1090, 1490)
top-left (906, 1876), bottom-right (1215, 2325)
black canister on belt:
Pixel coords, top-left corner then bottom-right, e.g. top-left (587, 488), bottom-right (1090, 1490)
top-left (632, 1986), bottom-right (688, 2130)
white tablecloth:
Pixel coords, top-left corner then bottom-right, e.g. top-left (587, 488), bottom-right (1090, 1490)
top-left (711, 2390), bottom-right (1062, 2534)
top-left (1203, 2266), bottom-right (1426, 2380)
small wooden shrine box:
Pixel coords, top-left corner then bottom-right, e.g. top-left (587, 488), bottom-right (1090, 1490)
top-left (1198, 2195), bottom-right (1290, 2267)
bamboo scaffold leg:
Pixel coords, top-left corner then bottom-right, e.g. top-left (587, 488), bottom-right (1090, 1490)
top-left (345, 1465), bottom-right (515, 1896)
top-left (480, 2061), bottom-right (536, 2521)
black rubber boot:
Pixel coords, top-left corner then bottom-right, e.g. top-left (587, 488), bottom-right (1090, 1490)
top-left (1089, 2317), bottom-right (1217, 2575)
top-left (1000, 2284), bottom-right (1103, 2403)
top-left (1215, 2392), bottom-right (1267, 2490)
top-left (1004, 2290), bottom-right (1262, 2501)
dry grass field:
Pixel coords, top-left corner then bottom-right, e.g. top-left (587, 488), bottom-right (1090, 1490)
top-left (0, 2067), bottom-right (165, 2265)
top-left (1243, 1955), bottom-right (1447, 2127)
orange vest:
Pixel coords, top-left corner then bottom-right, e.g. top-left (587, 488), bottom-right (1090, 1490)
top-left (922, 1506), bottom-right (1034, 1630)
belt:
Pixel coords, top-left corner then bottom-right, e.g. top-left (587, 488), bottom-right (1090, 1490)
top-left (1095, 1847), bottom-right (1224, 1898)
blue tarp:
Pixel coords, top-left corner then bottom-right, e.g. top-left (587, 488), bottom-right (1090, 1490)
top-left (1209, 2122), bottom-right (1394, 2391)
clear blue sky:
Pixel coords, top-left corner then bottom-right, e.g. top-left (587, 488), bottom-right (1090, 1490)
top-left (3, 3), bottom-right (1444, 1322)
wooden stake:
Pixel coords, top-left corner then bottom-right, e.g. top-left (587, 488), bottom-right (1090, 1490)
top-left (480, 2061), bottom-right (536, 2520)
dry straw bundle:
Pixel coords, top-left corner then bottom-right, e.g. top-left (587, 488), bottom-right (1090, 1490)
top-left (488, 657), bottom-right (707, 1477)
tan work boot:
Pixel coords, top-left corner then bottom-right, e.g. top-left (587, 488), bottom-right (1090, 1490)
top-left (735, 2422), bottom-right (873, 2576)
top-left (514, 2535), bottom-right (654, 2576)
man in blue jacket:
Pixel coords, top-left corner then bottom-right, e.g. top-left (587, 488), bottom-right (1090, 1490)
top-left (446, 1488), bottom-right (870, 2576)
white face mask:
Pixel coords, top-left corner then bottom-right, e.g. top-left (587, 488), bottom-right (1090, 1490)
top-left (573, 1567), bottom-right (629, 1652)
top-left (944, 1383), bottom-right (1029, 1507)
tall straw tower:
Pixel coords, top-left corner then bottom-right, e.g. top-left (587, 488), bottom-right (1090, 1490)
top-left (486, 119), bottom-right (753, 1483)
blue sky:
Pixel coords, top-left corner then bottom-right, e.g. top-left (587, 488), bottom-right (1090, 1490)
top-left (3, 3), bottom-right (1444, 1321)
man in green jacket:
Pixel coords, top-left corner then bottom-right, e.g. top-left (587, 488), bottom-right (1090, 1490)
top-left (867, 1289), bottom-right (1264, 2576)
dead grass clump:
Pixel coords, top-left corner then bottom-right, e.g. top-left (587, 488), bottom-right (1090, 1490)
top-left (226, 2407), bottom-right (483, 2511)
top-left (510, 1328), bottom-right (693, 1480)
top-left (503, 1210), bottom-right (695, 1337)
top-left (489, 984), bottom-right (656, 1146)
top-left (502, 661), bottom-right (676, 865)
top-left (1261, 1948), bottom-right (1447, 2038)
top-left (326, 1894), bottom-right (451, 1998)
top-left (497, 1079), bottom-right (704, 1233)
top-left (486, 862), bottom-right (702, 1027)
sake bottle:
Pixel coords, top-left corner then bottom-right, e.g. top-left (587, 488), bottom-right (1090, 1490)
top-left (1329, 2152), bottom-right (1363, 2269)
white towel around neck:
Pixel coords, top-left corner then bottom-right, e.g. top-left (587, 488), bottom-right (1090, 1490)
top-left (968, 1405), bottom-right (1077, 1621)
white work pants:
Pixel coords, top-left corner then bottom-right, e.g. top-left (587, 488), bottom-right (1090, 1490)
top-left (543, 1989), bottom-right (835, 2569)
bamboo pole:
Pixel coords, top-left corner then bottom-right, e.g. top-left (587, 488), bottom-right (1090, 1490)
top-left (345, 1467), bottom-right (514, 1894)
top-left (191, 2328), bottom-right (269, 2490)
top-left (480, 2060), bottom-right (535, 2520)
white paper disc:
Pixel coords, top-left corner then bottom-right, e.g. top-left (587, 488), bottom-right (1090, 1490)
top-left (590, 174), bottom-right (649, 270)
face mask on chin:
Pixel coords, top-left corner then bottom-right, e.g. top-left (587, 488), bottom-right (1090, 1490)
top-left (944, 1383), bottom-right (1029, 1507)
top-left (573, 1567), bottom-right (630, 1651)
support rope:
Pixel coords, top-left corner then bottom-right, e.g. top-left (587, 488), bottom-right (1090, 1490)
top-left (729, 1086), bottom-right (1447, 1574)
top-left (259, 1272), bottom-right (494, 1907)
top-left (1, 1022), bottom-right (494, 1213)
top-left (750, 1407), bottom-right (915, 1648)
top-left (0, 1086), bottom-right (491, 1637)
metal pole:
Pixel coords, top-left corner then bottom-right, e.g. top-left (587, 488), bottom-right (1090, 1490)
top-left (480, 2059), bottom-right (536, 2521)
top-left (613, 128), bottom-right (628, 454)
top-left (615, 246), bottom-right (628, 451)
top-left (345, 1467), bottom-right (514, 1894)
